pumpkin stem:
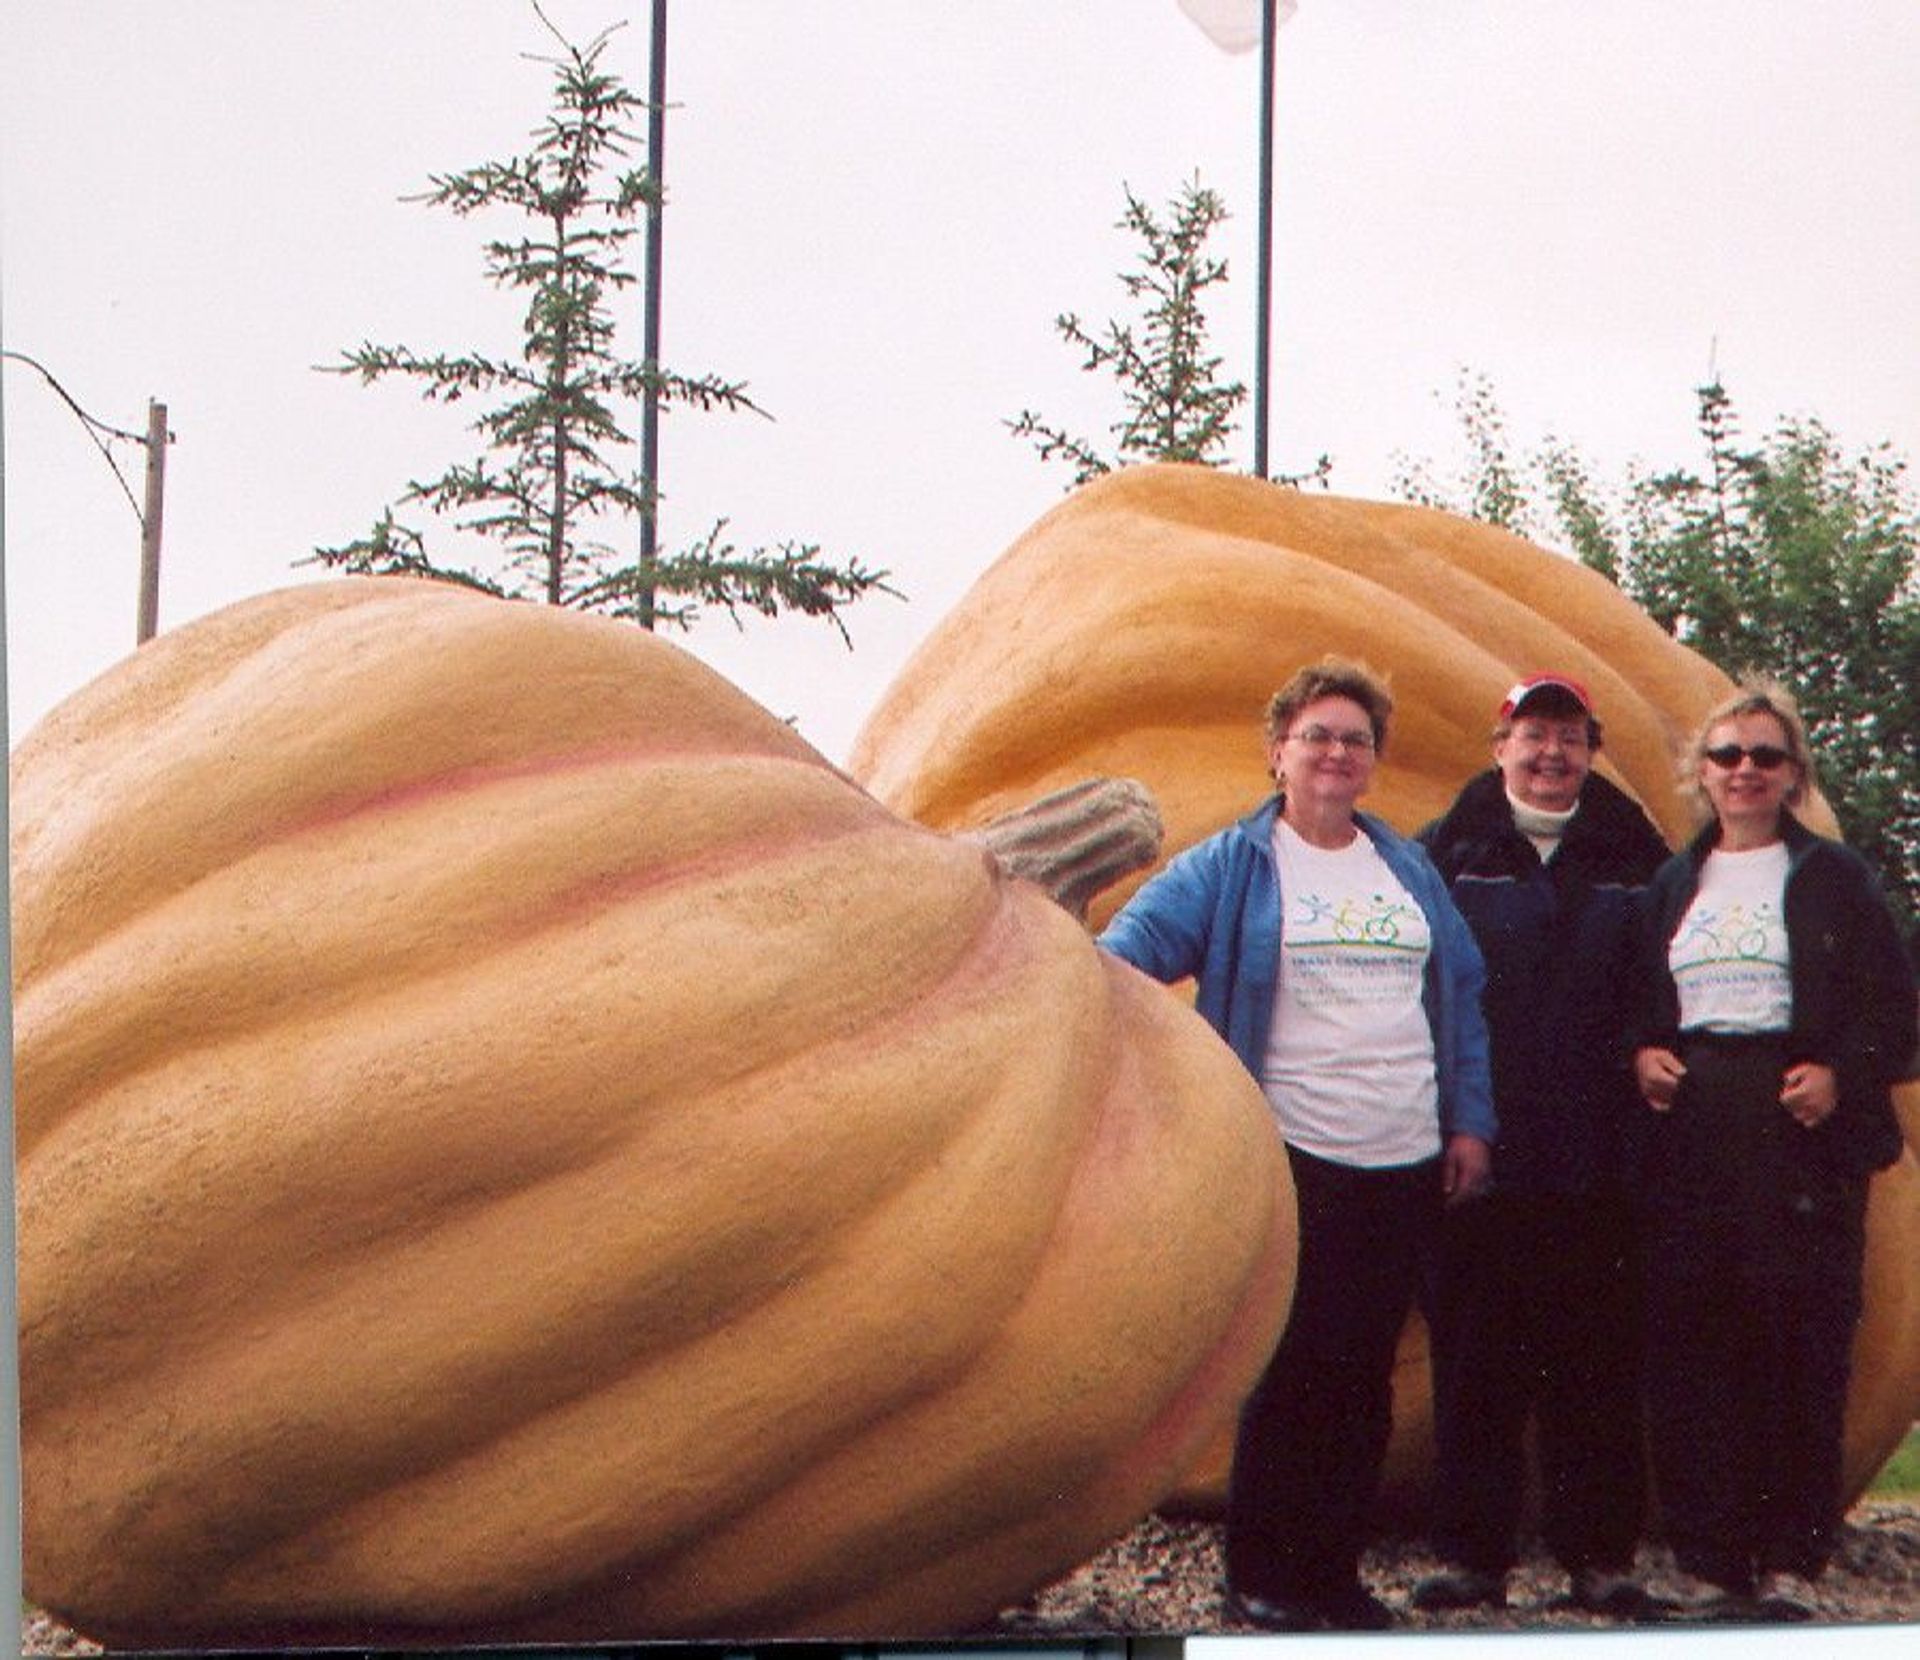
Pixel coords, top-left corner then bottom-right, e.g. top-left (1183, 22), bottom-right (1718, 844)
top-left (964, 777), bottom-right (1163, 922)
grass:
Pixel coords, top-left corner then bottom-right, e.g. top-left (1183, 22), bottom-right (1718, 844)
top-left (1867, 1423), bottom-right (1920, 1498)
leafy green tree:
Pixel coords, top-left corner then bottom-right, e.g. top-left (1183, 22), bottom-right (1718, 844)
top-left (1011, 175), bottom-right (1322, 487)
top-left (1396, 371), bottom-right (1920, 947)
top-left (312, 5), bottom-right (891, 640)
top-left (1391, 370), bottom-right (1532, 536)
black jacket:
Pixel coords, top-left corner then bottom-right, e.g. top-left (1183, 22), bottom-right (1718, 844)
top-left (1420, 770), bottom-right (1671, 1194)
top-left (1631, 810), bottom-right (1918, 1179)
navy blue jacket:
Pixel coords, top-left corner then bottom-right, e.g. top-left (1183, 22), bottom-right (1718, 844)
top-left (1420, 769), bottom-right (1669, 1194)
top-left (1631, 810), bottom-right (1917, 1179)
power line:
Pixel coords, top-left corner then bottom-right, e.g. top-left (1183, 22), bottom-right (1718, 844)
top-left (4, 350), bottom-right (174, 642)
top-left (2, 349), bottom-right (155, 525)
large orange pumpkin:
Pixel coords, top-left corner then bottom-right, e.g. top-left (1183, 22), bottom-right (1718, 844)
top-left (849, 462), bottom-right (1920, 1513)
top-left (11, 576), bottom-right (1296, 1647)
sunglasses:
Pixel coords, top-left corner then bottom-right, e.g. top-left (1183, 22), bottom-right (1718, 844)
top-left (1703, 743), bottom-right (1792, 771)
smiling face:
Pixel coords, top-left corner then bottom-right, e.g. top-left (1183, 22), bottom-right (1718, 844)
top-left (1269, 693), bottom-right (1378, 819)
top-left (1699, 709), bottom-right (1801, 846)
top-left (1494, 712), bottom-right (1593, 813)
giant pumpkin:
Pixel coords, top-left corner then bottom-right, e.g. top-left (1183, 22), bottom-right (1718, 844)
top-left (11, 576), bottom-right (1296, 1647)
top-left (849, 461), bottom-right (1920, 1513)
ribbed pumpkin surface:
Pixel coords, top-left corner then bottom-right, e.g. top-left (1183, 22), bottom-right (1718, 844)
top-left (850, 464), bottom-right (1732, 921)
top-left (849, 462), bottom-right (1920, 1512)
top-left (12, 577), bottom-right (1295, 1646)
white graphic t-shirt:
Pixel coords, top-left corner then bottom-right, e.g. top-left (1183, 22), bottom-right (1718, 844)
top-left (1260, 819), bottom-right (1442, 1167)
top-left (1670, 842), bottom-right (1793, 1033)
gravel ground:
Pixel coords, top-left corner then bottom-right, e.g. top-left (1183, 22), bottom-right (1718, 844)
top-left (21, 1503), bottom-right (1920, 1651)
top-left (997, 1500), bottom-right (1920, 1636)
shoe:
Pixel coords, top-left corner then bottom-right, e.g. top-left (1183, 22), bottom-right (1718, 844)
top-left (1412, 1566), bottom-right (1508, 1610)
top-left (1754, 1569), bottom-right (1819, 1622)
top-left (1655, 1567), bottom-right (1746, 1622)
top-left (1571, 1565), bottom-right (1667, 1623)
top-left (1226, 1583), bottom-right (1396, 1633)
top-left (1314, 1583), bottom-right (1397, 1631)
top-left (1224, 1588), bottom-right (1326, 1632)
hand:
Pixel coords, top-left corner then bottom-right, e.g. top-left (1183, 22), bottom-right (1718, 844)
top-left (1634, 1046), bottom-right (1687, 1111)
top-left (1442, 1133), bottom-right (1492, 1206)
top-left (1780, 1061), bottom-right (1838, 1128)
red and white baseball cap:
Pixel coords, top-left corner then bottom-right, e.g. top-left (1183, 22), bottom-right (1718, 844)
top-left (1499, 674), bottom-right (1594, 719)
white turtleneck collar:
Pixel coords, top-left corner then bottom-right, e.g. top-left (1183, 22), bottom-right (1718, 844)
top-left (1507, 790), bottom-right (1577, 862)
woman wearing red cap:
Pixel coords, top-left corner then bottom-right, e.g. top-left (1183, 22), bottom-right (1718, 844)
top-left (1415, 673), bottom-right (1670, 1620)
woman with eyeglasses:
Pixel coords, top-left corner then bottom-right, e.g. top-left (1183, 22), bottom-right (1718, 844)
top-left (1098, 655), bottom-right (1495, 1633)
top-left (1630, 679), bottom-right (1917, 1623)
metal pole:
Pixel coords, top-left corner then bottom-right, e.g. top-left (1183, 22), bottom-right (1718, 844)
top-left (637, 0), bottom-right (667, 626)
top-left (136, 399), bottom-right (167, 643)
top-left (1253, 0), bottom-right (1275, 480)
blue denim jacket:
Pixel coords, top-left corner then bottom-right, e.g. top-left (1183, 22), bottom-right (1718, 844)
top-left (1097, 796), bottom-right (1498, 1147)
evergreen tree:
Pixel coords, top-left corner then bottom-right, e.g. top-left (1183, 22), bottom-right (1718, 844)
top-left (1395, 371), bottom-right (1920, 948)
top-left (1010, 176), bottom-right (1323, 486)
top-left (311, 5), bottom-right (891, 641)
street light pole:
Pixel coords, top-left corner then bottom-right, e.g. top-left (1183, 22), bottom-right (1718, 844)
top-left (1252, 0), bottom-right (1277, 480)
top-left (637, 0), bottom-right (667, 627)
top-left (1167, 1), bottom-right (1290, 479)
top-left (1178, 0), bottom-right (1291, 477)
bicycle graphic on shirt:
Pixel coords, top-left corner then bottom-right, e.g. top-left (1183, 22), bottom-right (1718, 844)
top-left (1674, 902), bottom-right (1782, 966)
top-left (1289, 890), bottom-right (1425, 950)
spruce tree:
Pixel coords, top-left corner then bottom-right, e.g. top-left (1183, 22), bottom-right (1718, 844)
top-left (1011, 176), bottom-right (1317, 486)
top-left (312, 5), bottom-right (890, 641)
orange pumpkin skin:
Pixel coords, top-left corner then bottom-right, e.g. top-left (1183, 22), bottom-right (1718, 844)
top-left (12, 578), bottom-right (1295, 1647)
top-left (849, 465), bottom-right (1731, 929)
top-left (849, 462), bottom-right (1920, 1512)
top-left (1849, 1083), bottom-right (1920, 1496)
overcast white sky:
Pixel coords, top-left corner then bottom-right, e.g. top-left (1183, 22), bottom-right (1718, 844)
top-left (5, 0), bottom-right (1919, 768)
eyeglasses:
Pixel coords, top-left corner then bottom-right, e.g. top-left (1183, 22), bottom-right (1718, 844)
top-left (1508, 721), bottom-right (1591, 750)
top-left (1703, 743), bottom-right (1792, 771)
top-left (1288, 725), bottom-right (1376, 754)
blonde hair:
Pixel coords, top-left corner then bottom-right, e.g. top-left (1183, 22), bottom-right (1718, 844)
top-left (1263, 656), bottom-right (1394, 753)
top-left (1682, 675), bottom-right (1816, 816)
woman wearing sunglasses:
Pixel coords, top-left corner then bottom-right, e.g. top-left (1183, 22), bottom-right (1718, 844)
top-left (1630, 679), bottom-right (1916, 1623)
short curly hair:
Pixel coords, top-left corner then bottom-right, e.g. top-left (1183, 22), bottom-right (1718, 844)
top-left (1263, 656), bottom-right (1393, 754)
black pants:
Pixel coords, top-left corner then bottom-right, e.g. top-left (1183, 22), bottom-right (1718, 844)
top-left (1639, 1034), bottom-right (1866, 1590)
top-left (1226, 1144), bottom-right (1442, 1602)
top-left (1425, 1189), bottom-right (1648, 1576)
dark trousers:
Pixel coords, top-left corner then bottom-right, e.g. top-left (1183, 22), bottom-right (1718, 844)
top-left (1226, 1144), bottom-right (1441, 1602)
top-left (1640, 1035), bottom-right (1866, 1590)
top-left (1425, 1189), bottom-right (1648, 1576)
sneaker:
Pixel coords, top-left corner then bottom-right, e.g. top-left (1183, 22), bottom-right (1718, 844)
top-left (1314, 1583), bottom-right (1397, 1631)
top-left (1224, 1588), bottom-right (1325, 1633)
top-left (1571, 1565), bottom-right (1667, 1623)
top-left (1412, 1567), bottom-right (1508, 1611)
top-left (1225, 1583), bottom-right (1396, 1632)
top-left (1755, 1569), bottom-right (1819, 1622)
top-left (1656, 1567), bottom-right (1745, 1622)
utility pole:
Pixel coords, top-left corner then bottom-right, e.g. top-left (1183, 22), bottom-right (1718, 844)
top-left (137, 399), bottom-right (168, 643)
top-left (1, 350), bottom-right (168, 643)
